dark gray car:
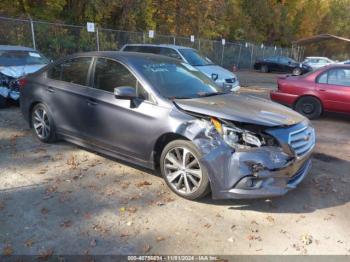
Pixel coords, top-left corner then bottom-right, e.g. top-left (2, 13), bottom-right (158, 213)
top-left (20, 51), bottom-right (315, 200)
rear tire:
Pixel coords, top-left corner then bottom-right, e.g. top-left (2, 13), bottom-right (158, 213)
top-left (295, 96), bottom-right (322, 119)
top-left (160, 140), bottom-right (210, 200)
top-left (261, 65), bottom-right (269, 73)
top-left (31, 103), bottom-right (57, 143)
top-left (0, 96), bottom-right (8, 108)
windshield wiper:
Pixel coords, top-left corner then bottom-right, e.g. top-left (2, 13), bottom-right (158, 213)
top-left (170, 96), bottom-right (193, 99)
top-left (192, 63), bottom-right (214, 67)
top-left (197, 91), bottom-right (228, 97)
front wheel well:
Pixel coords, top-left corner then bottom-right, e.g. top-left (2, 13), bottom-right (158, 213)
top-left (153, 133), bottom-right (189, 170)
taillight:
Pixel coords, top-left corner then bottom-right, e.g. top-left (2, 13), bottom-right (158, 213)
top-left (18, 78), bottom-right (27, 88)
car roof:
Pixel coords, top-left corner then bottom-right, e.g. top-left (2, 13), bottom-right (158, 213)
top-left (122, 44), bottom-right (193, 50)
top-left (68, 51), bottom-right (181, 64)
top-left (305, 56), bottom-right (331, 59)
top-left (0, 45), bottom-right (36, 51)
top-left (318, 64), bottom-right (350, 70)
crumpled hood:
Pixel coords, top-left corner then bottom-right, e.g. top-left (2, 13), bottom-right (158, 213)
top-left (195, 64), bottom-right (237, 80)
top-left (174, 93), bottom-right (305, 127)
top-left (0, 64), bottom-right (46, 78)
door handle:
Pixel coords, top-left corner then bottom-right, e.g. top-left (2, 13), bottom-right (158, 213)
top-left (47, 87), bottom-right (55, 93)
top-left (318, 89), bottom-right (327, 92)
top-left (86, 98), bottom-right (97, 106)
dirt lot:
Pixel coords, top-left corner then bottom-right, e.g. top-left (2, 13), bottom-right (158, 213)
top-left (1, 87), bottom-right (350, 256)
top-left (236, 70), bottom-right (280, 89)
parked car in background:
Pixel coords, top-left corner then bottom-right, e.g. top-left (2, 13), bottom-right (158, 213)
top-left (0, 45), bottom-right (49, 108)
top-left (121, 44), bottom-right (240, 92)
top-left (302, 56), bottom-right (335, 70)
top-left (270, 64), bottom-right (350, 119)
top-left (20, 51), bottom-right (314, 200)
top-left (339, 60), bottom-right (350, 64)
top-left (254, 56), bottom-right (312, 75)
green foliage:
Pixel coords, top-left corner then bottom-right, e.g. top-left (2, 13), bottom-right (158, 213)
top-left (0, 0), bottom-right (349, 58)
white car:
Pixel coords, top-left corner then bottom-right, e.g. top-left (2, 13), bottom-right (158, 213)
top-left (303, 56), bottom-right (335, 70)
top-left (0, 45), bottom-right (49, 108)
top-left (120, 44), bottom-right (240, 92)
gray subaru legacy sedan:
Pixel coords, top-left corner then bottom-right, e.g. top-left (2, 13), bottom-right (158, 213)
top-left (20, 51), bottom-right (315, 200)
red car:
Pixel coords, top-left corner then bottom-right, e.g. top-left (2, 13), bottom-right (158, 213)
top-left (271, 64), bottom-right (350, 119)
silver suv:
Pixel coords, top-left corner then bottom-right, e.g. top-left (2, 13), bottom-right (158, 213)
top-left (121, 44), bottom-right (240, 92)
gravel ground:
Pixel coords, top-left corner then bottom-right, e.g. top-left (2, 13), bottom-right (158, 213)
top-left (1, 88), bottom-right (350, 256)
top-left (236, 70), bottom-right (280, 89)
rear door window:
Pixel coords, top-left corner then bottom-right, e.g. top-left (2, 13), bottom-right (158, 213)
top-left (317, 68), bottom-right (350, 87)
top-left (48, 57), bottom-right (92, 86)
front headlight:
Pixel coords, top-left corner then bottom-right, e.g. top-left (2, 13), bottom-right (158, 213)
top-left (211, 117), bottom-right (263, 149)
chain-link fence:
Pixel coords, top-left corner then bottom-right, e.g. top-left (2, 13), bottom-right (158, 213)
top-left (0, 16), bottom-right (302, 69)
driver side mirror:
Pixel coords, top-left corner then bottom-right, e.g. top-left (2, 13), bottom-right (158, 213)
top-left (114, 86), bottom-right (137, 100)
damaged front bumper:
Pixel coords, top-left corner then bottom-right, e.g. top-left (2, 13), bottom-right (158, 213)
top-left (203, 145), bottom-right (313, 199)
top-left (0, 87), bottom-right (20, 101)
top-left (184, 119), bottom-right (315, 200)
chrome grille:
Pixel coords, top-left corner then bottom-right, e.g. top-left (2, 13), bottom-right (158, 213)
top-left (288, 126), bottom-right (315, 157)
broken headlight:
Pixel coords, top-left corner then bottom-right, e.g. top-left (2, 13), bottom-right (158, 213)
top-left (211, 117), bottom-right (264, 149)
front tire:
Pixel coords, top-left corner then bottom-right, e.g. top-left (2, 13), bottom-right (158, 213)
top-left (160, 140), bottom-right (210, 200)
top-left (295, 96), bottom-right (322, 119)
top-left (31, 103), bottom-right (57, 143)
top-left (292, 68), bottom-right (302, 75)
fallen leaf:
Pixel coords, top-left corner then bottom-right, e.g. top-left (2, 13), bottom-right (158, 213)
top-left (45, 185), bottom-right (58, 195)
top-left (204, 223), bottom-right (211, 228)
top-left (0, 200), bottom-right (5, 210)
top-left (67, 155), bottom-right (79, 169)
top-left (120, 232), bottom-right (130, 237)
top-left (136, 181), bottom-right (152, 187)
top-left (60, 220), bottom-right (72, 228)
top-left (119, 207), bottom-right (126, 212)
top-left (96, 172), bottom-right (106, 178)
top-left (127, 207), bottom-right (138, 213)
top-left (126, 221), bottom-right (133, 226)
top-left (156, 236), bottom-right (165, 242)
top-left (266, 216), bottom-right (275, 223)
top-left (3, 245), bottom-right (13, 256)
top-left (41, 207), bottom-right (49, 215)
top-left (38, 248), bottom-right (53, 260)
top-left (24, 239), bottom-right (35, 247)
top-left (300, 234), bottom-right (313, 245)
top-left (251, 220), bottom-right (259, 225)
top-left (143, 244), bottom-right (151, 253)
top-left (227, 237), bottom-right (234, 243)
top-left (121, 182), bottom-right (131, 189)
top-left (156, 201), bottom-right (165, 206)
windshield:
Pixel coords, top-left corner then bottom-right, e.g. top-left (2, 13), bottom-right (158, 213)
top-left (0, 50), bottom-right (49, 66)
top-left (135, 61), bottom-right (224, 99)
top-left (178, 49), bottom-right (213, 66)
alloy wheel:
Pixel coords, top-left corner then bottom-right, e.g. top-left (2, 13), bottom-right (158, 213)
top-left (163, 147), bottom-right (203, 195)
top-left (32, 107), bottom-right (51, 140)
